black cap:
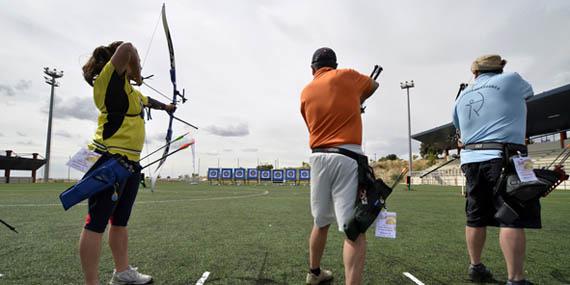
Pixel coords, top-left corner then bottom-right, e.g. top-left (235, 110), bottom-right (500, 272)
top-left (311, 47), bottom-right (337, 66)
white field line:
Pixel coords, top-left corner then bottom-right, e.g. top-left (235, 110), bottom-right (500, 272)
top-left (403, 272), bottom-right (425, 285)
top-left (195, 271), bottom-right (210, 285)
top-left (0, 190), bottom-right (269, 208)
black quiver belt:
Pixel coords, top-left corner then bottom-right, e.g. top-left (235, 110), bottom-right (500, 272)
top-left (312, 148), bottom-right (393, 241)
top-left (468, 143), bottom-right (569, 224)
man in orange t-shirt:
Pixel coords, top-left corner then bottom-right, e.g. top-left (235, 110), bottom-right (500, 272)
top-left (300, 47), bottom-right (379, 285)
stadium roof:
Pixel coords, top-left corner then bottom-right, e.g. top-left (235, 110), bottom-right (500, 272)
top-left (0, 155), bottom-right (46, 171)
top-left (412, 83), bottom-right (570, 149)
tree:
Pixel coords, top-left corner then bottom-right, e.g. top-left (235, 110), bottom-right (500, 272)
top-left (257, 164), bottom-right (273, 170)
top-left (379, 154), bottom-right (399, 161)
top-left (301, 161), bottom-right (310, 168)
top-left (420, 142), bottom-right (444, 158)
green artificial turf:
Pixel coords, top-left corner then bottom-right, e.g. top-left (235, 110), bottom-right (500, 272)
top-left (0, 183), bottom-right (568, 284)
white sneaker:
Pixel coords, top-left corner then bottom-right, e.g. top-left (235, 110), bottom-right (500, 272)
top-left (306, 269), bottom-right (333, 284)
top-left (109, 265), bottom-right (153, 285)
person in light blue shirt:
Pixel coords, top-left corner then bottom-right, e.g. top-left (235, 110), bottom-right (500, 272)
top-left (453, 54), bottom-right (536, 285)
top-left (453, 66), bottom-right (533, 165)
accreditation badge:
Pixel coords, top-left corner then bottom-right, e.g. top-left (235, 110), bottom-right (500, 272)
top-left (66, 148), bottom-right (102, 173)
top-left (512, 156), bottom-right (538, 182)
top-left (375, 211), bottom-right (397, 239)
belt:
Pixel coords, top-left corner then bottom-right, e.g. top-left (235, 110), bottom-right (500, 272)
top-left (463, 142), bottom-right (505, 151)
top-left (312, 147), bottom-right (365, 162)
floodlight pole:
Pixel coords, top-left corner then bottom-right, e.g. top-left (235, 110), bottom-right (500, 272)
top-left (400, 80), bottom-right (415, 191)
top-left (43, 67), bottom-right (64, 182)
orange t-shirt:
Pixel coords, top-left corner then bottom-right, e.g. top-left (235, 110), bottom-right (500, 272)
top-left (300, 67), bottom-right (372, 149)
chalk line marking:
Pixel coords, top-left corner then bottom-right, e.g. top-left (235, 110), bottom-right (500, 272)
top-left (0, 190), bottom-right (269, 208)
top-left (403, 272), bottom-right (424, 285)
top-left (195, 271), bottom-right (210, 285)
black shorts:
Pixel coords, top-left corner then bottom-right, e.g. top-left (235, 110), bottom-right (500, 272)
top-left (83, 153), bottom-right (141, 233)
top-left (461, 158), bottom-right (541, 228)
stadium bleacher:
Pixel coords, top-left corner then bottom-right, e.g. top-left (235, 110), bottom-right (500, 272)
top-left (412, 83), bottom-right (570, 190)
top-left (413, 140), bottom-right (570, 190)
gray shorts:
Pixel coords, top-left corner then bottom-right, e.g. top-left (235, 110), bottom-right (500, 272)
top-left (310, 151), bottom-right (358, 231)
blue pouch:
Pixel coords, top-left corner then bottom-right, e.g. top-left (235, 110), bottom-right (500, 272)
top-left (59, 157), bottom-right (133, 210)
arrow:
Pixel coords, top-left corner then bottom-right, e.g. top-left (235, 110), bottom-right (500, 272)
top-left (139, 132), bottom-right (190, 161)
top-left (141, 141), bottom-right (194, 170)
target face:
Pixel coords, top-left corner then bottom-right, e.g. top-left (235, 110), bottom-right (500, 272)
top-left (207, 168), bottom-right (220, 179)
top-left (272, 169), bottom-right (284, 183)
top-left (299, 169), bottom-right (310, 180)
top-left (260, 170), bottom-right (271, 181)
top-left (247, 168), bottom-right (258, 179)
top-left (221, 168), bottom-right (233, 179)
top-left (285, 169), bottom-right (297, 181)
top-left (234, 168), bottom-right (245, 179)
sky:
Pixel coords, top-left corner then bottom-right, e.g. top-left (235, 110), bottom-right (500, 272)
top-left (1, 0), bottom-right (569, 179)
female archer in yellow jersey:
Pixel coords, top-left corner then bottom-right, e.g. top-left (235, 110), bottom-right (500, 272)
top-left (80, 41), bottom-right (174, 285)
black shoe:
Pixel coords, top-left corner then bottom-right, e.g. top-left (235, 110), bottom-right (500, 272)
top-left (468, 263), bottom-right (494, 282)
top-left (506, 280), bottom-right (533, 285)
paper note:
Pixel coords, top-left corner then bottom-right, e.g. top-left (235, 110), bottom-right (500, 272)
top-left (375, 211), bottom-right (397, 239)
top-left (512, 156), bottom-right (538, 182)
top-left (66, 148), bottom-right (101, 173)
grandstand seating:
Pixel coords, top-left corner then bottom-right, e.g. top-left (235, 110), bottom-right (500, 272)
top-left (414, 140), bottom-right (569, 190)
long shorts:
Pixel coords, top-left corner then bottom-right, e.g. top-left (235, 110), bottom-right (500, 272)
top-left (84, 153), bottom-right (141, 233)
top-left (310, 152), bottom-right (358, 232)
top-left (461, 158), bottom-right (541, 228)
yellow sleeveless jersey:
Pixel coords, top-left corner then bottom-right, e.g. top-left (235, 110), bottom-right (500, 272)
top-left (88, 61), bottom-right (149, 161)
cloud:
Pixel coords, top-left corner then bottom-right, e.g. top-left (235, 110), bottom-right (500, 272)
top-left (0, 132), bottom-right (3, 137)
top-left (0, 84), bottom-right (15, 96)
top-left (54, 130), bottom-right (74, 138)
top-left (15, 80), bottom-right (32, 91)
top-left (16, 131), bottom-right (26, 137)
top-left (42, 96), bottom-right (98, 121)
top-left (0, 80), bottom-right (32, 97)
top-left (204, 122), bottom-right (250, 137)
top-left (146, 132), bottom-right (167, 144)
top-left (242, 148), bottom-right (258, 152)
top-left (223, 149), bottom-right (233, 152)
top-left (16, 140), bottom-right (36, 146)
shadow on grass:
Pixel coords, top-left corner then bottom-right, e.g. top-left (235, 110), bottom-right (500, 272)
top-left (551, 269), bottom-right (570, 284)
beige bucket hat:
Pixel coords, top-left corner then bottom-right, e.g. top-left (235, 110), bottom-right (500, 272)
top-left (471, 54), bottom-right (507, 73)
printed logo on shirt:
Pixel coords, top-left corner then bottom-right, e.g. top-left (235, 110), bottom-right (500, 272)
top-left (466, 92), bottom-right (485, 120)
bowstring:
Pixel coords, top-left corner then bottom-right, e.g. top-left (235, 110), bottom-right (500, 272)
top-left (141, 7), bottom-right (163, 186)
top-left (141, 9), bottom-right (162, 70)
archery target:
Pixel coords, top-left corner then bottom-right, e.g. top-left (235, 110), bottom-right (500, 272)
top-left (299, 169), bottom-right (310, 180)
top-left (285, 169), bottom-right (297, 181)
top-left (221, 168), bottom-right (233, 179)
top-left (234, 168), bottom-right (245, 179)
top-left (260, 170), bottom-right (271, 181)
top-left (272, 169), bottom-right (284, 183)
top-left (247, 168), bottom-right (258, 180)
top-left (207, 168), bottom-right (220, 180)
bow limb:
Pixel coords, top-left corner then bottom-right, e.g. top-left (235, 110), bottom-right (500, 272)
top-left (155, 3), bottom-right (178, 174)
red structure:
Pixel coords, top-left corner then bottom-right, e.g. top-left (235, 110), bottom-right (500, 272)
top-left (0, 150), bottom-right (46, 183)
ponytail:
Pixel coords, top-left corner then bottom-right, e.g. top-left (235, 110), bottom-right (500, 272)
top-left (82, 41), bottom-right (123, 86)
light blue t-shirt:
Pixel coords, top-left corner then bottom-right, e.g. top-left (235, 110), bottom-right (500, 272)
top-left (452, 72), bottom-right (533, 165)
